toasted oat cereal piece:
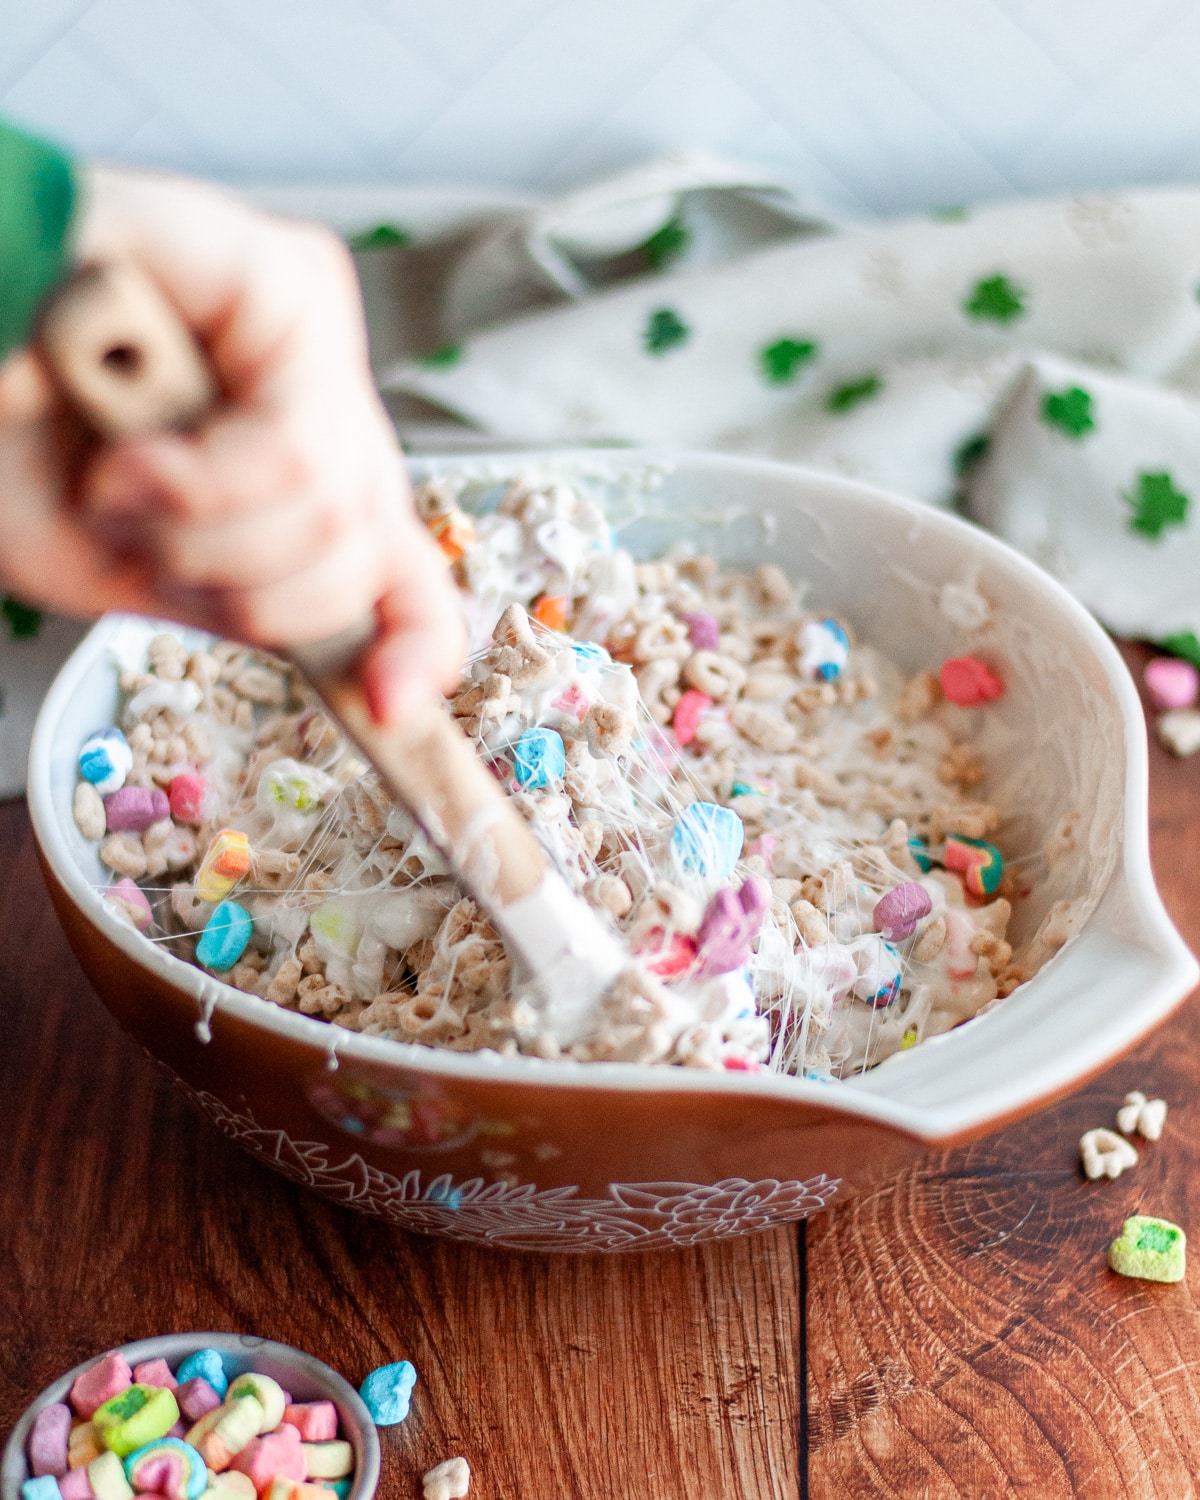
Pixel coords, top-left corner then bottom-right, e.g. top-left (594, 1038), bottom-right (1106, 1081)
top-left (73, 782), bottom-right (106, 841)
top-left (100, 831), bottom-right (147, 879)
top-left (1116, 1091), bottom-right (1168, 1141)
top-left (1080, 1127), bottom-right (1138, 1181)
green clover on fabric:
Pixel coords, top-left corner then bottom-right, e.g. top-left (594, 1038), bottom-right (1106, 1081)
top-left (760, 337), bottom-right (818, 385)
top-left (1041, 386), bottom-right (1095, 439)
top-left (2, 595), bottom-right (43, 639)
top-left (931, 205), bottom-right (970, 223)
top-left (348, 223), bottom-right (411, 251)
top-left (643, 308), bottom-right (690, 355)
top-left (1125, 471), bottom-right (1191, 539)
top-left (964, 274), bottom-right (1026, 324)
top-left (826, 374), bottom-right (883, 413)
top-left (641, 214), bottom-right (690, 271)
top-left (420, 342), bottom-right (464, 369)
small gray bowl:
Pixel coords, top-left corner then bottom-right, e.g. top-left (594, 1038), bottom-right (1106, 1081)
top-left (1, 1333), bottom-right (380, 1500)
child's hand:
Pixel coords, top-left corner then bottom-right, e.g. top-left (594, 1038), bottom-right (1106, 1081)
top-left (0, 164), bottom-right (465, 723)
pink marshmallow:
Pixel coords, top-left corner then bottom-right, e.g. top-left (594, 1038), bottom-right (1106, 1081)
top-left (168, 772), bottom-right (213, 826)
top-left (70, 1351), bottom-right (132, 1420)
top-left (1145, 656), bottom-right (1199, 711)
top-left (103, 878), bottom-right (152, 931)
top-left (177, 1377), bottom-right (223, 1424)
top-left (166, 1421), bottom-right (188, 1440)
top-left (231, 1423), bottom-right (306, 1496)
top-left (28, 1403), bottom-right (72, 1476)
top-left (679, 611), bottom-right (720, 651)
top-left (57, 1468), bottom-right (94, 1500)
top-left (133, 1360), bottom-right (178, 1392)
top-left (281, 1405), bottom-right (338, 1443)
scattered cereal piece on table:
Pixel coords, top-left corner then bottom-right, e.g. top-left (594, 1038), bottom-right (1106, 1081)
top-left (1080, 1127), bottom-right (1138, 1180)
top-left (1117, 1090), bottom-right (1168, 1141)
top-left (1144, 656), bottom-right (1199, 711)
top-left (422, 1456), bottom-right (470, 1500)
top-left (358, 1361), bottom-right (417, 1425)
top-left (1108, 1215), bottom-right (1186, 1282)
top-left (1156, 708), bottom-right (1200, 757)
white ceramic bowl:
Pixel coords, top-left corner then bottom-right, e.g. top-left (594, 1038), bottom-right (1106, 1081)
top-left (27, 452), bottom-right (1198, 1254)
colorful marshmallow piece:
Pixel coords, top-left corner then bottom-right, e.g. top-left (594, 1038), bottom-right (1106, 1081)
top-left (71, 1353), bottom-right (133, 1422)
top-left (229, 1422), bottom-right (306, 1495)
top-left (131, 1361), bottom-right (177, 1392)
top-left (358, 1361), bottom-right (417, 1426)
top-left (670, 801), bottom-right (744, 879)
top-left (322, 1481), bottom-right (351, 1500)
top-left (176, 1379), bottom-right (222, 1425)
top-left (103, 785), bottom-right (170, 834)
top-left (103, 878), bottom-right (153, 932)
top-left (1144, 656), bottom-right (1199, 711)
top-left (1108, 1215), bottom-right (1186, 1283)
top-left (513, 727), bottom-right (566, 789)
top-left (167, 772), bottom-right (214, 826)
top-left (943, 833), bottom-right (1004, 898)
top-left (800, 618), bottom-right (850, 682)
top-left (226, 1374), bottom-right (286, 1434)
top-left (873, 882), bottom-right (933, 943)
top-left (67, 1424), bottom-right (102, 1470)
top-left (425, 506), bottom-right (476, 562)
top-left (263, 1483), bottom-right (330, 1500)
top-left (695, 877), bottom-right (770, 977)
top-left (93, 1384), bottom-right (180, 1459)
top-left (280, 1405), bottom-right (338, 1444)
top-left (671, 689), bottom-right (712, 748)
top-left (571, 640), bottom-right (610, 671)
top-left (940, 654), bottom-right (1004, 707)
top-left (87, 1450), bottom-right (134, 1500)
top-left (78, 729), bottom-right (133, 796)
top-left (124, 1438), bottom-right (208, 1500)
top-left (300, 1442), bottom-right (353, 1481)
top-left (202, 1472), bottom-right (257, 1500)
top-left (27, 1403), bottom-right (72, 1478)
top-left (257, 760), bottom-right (335, 817)
top-left (907, 837), bottom-right (934, 872)
top-left (196, 829), bottom-right (252, 904)
top-left (174, 1352), bottom-right (228, 1402)
top-left (22, 1477), bottom-right (63, 1500)
top-left (852, 937), bottom-right (903, 1008)
top-left (194, 1395), bottom-right (263, 1472)
top-left (196, 901), bottom-right (254, 972)
top-left (531, 593), bottom-right (568, 632)
top-left (56, 1468), bottom-right (92, 1500)
top-left (679, 611), bottom-right (720, 652)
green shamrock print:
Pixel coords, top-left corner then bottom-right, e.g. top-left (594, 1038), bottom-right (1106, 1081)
top-left (348, 223), bottom-right (411, 251)
top-left (826, 374), bottom-right (883, 413)
top-left (952, 432), bottom-right (991, 478)
top-left (760, 337), bottom-right (818, 385)
top-left (643, 308), bottom-right (690, 355)
top-left (2, 595), bottom-right (43, 639)
top-left (419, 342), bottom-right (464, 370)
top-left (641, 214), bottom-right (690, 271)
top-left (1125, 471), bottom-right (1191, 540)
top-left (1041, 385), bottom-right (1095, 439)
top-left (963, 274), bottom-right (1026, 324)
top-left (930, 205), bottom-right (970, 223)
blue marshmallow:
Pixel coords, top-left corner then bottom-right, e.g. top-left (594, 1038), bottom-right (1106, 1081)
top-left (513, 727), bottom-right (566, 789)
top-left (801, 618), bottom-right (850, 682)
top-left (22, 1480), bottom-right (62, 1500)
top-left (196, 901), bottom-right (254, 971)
top-left (175, 1348), bottom-right (228, 1399)
top-left (359, 1360), bottom-right (417, 1425)
top-left (671, 802), bottom-right (744, 879)
top-left (571, 641), bottom-right (610, 671)
top-left (78, 727), bottom-right (133, 796)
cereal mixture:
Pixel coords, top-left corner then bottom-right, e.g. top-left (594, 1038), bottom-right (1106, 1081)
top-left (73, 476), bottom-right (1075, 1079)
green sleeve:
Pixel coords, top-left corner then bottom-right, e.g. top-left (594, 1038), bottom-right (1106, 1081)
top-left (0, 120), bottom-right (76, 360)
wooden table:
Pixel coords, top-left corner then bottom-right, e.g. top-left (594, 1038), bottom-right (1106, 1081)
top-left (2, 643), bottom-right (1198, 1499)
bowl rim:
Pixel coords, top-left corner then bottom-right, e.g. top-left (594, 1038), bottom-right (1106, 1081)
top-left (27, 448), bottom-right (1198, 1142)
top-left (0, 1332), bottom-right (381, 1500)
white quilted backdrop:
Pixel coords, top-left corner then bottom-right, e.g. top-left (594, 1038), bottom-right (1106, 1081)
top-left (4, 0), bottom-right (1200, 214)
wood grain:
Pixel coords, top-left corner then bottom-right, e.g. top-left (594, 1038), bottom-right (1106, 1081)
top-left (806, 643), bottom-right (1200, 1499)
top-left (0, 802), bottom-right (801, 1500)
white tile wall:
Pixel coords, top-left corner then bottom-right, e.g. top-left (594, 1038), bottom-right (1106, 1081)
top-left (3, 0), bottom-right (1200, 216)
